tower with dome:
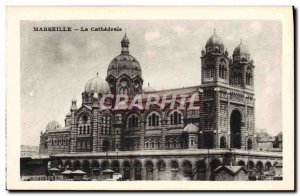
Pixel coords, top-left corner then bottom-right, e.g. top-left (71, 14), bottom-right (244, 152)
top-left (34, 32), bottom-right (282, 181)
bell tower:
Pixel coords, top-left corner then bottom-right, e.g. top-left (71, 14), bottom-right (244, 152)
top-left (201, 29), bottom-right (230, 86)
top-left (230, 39), bottom-right (254, 91)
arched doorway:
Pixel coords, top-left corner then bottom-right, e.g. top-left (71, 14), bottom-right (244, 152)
top-left (64, 160), bottom-right (72, 170)
top-left (82, 160), bottom-right (90, 176)
top-left (133, 161), bottom-right (142, 180)
top-left (196, 161), bottom-right (206, 180)
top-left (265, 162), bottom-right (272, 171)
top-left (230, 110), bottom-right (242, 149)
top-left (111, 160), bottom-right (120, 173)
top-left (101, 160), bottom-right (109, 171)
top-left (122, 161), bottom-right (131, 180)
top-left (170, 160), bottom-right (179, 180)
top-left (91, 160), bottom-right (100, 176)
top-left (182, 161), bottom-right (193, 180)
top-left (157, 160), bottom-right (166, 180)
top-left (220, 136), bottom-right (226, 148)
top-left (256, 161), bottom-right (263, 175)
top-left (102, 140), bottom-right (110, 152)
top-left (237, 160), bottom-right (246, 167)
top-left (210, 159), bottom-right (221, 181)
top-left (247, 161), bottom-right (255, 170)
top-left (73, 160), bottom-right (81, 170)
top-left (145, 161), bottom-right (154, 180)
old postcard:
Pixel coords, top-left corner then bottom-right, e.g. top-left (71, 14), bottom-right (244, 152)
top-left (6, 6), bottom-right (294, 191)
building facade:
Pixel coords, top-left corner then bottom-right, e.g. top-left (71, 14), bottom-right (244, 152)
top-left (34, 31), bottom-right (282, 181)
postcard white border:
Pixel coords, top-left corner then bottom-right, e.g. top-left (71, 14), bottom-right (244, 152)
top-left (6, 6), bottom-right (294, 190)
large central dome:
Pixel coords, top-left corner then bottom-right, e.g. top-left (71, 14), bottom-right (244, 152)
top-left (107, 34), bottom-right (142, 78)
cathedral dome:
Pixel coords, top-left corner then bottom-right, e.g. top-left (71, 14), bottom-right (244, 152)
top-left (233, 40), bottom-right (250, 55)
top-left (183, 123), bottom-right (199, 134)
top-left (45, 120), bottom-right (62, 131)
top-left (84, 74), bottom-right (110, 94)
top-left (205, 30), bottom-right (224, 53)
top-left (233, 40), bottom-right (251, 62)
top-left (107, 34), bottom-right (142, 78)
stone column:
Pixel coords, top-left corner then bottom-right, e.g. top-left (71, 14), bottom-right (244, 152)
top-left (139, 122), bottom-right (145, 150)
top-left (226, 90), bottom-right (231, 148)
top-left (198, 89), bottom-right (204, 148)
top-left (70, 99), bottom-right (77, 153)
top-left (161, 114), bottom-right (167, 149)
top-left (92, 94), bottom-right (99, 152)
top-left (141, 166), bottom-right (146, 180)
top-left (153, 167), bottom-right (159, 181)
top-left (242, 65), bottom-right (247, 88)
top-left (215, 64), bottom-right (220, 82)
top-left (214, 87), bottom-right (221, 148)
top-left (240, 121), bottom-right (246, 149)
top-left (244, 94), bottom-right (248, 150)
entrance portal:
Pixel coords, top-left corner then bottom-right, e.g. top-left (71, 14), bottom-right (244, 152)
top-left (230, 110), bottom-right (242, 149)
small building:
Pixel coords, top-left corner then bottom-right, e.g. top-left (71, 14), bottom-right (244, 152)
top-left (214, 165), bottom-right (248, 181)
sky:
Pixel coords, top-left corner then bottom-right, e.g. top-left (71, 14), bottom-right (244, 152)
top-left (21, 20), bottom-right (282, 146)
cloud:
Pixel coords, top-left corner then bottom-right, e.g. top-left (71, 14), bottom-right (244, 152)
top-left (145, 31), bottom-right (160, 42)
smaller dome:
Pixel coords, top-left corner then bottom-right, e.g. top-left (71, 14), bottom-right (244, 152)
top-left (45, 120), bottom-right (62, 131)
top-left (233, 40), bottom-right (250, 55)
top-left (183, 123), bottom-right (199, 134)
top-left (143, 83), bottom-right (156, 93)
top-left (206, 33), bottom-right (224, 47)
top-left (233, 39), bottom-right (251, 62)
top-left (84, 74), bottom-right (110, 94)
top-left (205, 30), bottom-right (225, 54)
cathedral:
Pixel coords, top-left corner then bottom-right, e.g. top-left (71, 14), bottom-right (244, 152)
top-left (34, 31), bottom-right (281, 181)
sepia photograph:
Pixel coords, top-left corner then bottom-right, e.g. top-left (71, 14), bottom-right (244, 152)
top-left (6, 6), bottom-right (294, 191)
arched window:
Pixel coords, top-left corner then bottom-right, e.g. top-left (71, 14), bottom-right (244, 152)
top-left (247, 139), bottom-right (253, 150)
top-left (219, 60), bottom-right (227, 79)
top-left (220, 136), bottom-right (226, 148)
top-left (148, 113), bottom-right (160, 126)
top-left (174, 112), bottom-right (178, 124)
top-left (231, 67), bottom-right (242, 85)
top-left (128, 115), bottom-right (139, 128)
top-left (170, 111), bottom-right (182, 125)
top-left (152, 142), bottom-right (155, 148)
top-left (157, 141), bottom-right (161, 148)
top-left (246, 68), bottom-right (252, 85)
